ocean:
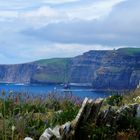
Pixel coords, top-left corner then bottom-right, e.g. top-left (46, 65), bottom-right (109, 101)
top-left (0, 83), bottom-right (111, 99)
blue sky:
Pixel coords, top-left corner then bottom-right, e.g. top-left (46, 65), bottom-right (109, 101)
top-left (0, 0), bottom-right (139, 64)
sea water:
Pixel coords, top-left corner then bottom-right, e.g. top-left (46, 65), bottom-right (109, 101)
top-left (0, 83), bottom-right (111, 99)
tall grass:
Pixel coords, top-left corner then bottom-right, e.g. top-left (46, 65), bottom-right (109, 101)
top-left (0, 91), bottom-right (81, 140)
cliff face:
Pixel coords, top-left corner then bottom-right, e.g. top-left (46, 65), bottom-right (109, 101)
top-left (69, 48), bottom-right (140, 90)
top-left (0, 63), bottom-right (36, 83)
top-left (0, 48), bottom-right (139, 90)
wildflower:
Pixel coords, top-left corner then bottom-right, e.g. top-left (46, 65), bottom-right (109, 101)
top-left (12, 125), bottom-right (15, 131)
top-left (12, 125), bottom-right (16, 140)
top-left (133, 96), bottom-right (140, 102)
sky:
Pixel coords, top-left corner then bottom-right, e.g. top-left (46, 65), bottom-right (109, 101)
top-left (0, 0), bottom-right (140, 64)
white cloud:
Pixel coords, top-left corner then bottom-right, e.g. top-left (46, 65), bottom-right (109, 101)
top-left (42, 0), bottom-right (79, 4)
top-left (0, 0), bottom-right (137, 64)
top-left (0, 0), bottom-right (126, 27)
top-left (0, 0), bottom-right (79, 10)
top-left (67, 0), bottom-right (126, 20)
top-left (0, 10), bottom-right (18, 21)
top-left (17, 0), bottom-right (125, 28)
top-left (0, 41), bottom-right (120, 64)
top-left (20, 6), bottom-right (67, 27)
top-left (32, 43), bottom-right (122, 59)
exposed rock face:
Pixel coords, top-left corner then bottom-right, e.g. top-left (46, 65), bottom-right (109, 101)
top-left (0, 63), bottom-right (36, 83)
top-left (69, 49), bottom-right (140, 90)
top-left (0, 48), bottom-right (139, 90)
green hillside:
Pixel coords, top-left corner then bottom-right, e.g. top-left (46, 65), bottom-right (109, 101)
top-left (32, 58), bottom-right (71, 83)
top-left (35, 58), bottom-right (71, 67)
top-left (118, 48), bottom-right (140, 56)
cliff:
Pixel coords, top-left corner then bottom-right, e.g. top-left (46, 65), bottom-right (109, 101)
top-left (69, 48), bottom-right (140, 90)
top-left (0, 48), bottom-right (139, 90)
top-left (0, 63), bottom-right (36, 83)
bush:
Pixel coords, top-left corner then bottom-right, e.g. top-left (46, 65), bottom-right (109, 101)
top-left (105, 94), bottom-right (123, 106)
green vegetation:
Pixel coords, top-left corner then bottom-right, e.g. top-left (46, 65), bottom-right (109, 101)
top-left (80, 88), bottom-right (140, 140)
top-left (0, 88), bottom-right (140, 140)
top-left (35, 58), bottom-right (71, 67)
top-left (109, 67), bottom-right (123, 73)
top-left (118, 48), bottom-right (140, 56)
top-left (33, 58), bottom-right (71, 83)
top-left (0, 91), bottom-right (81, 140)
top-left (105, 94), bottom-right (123, 106)
top-left (33, 73), bottom-right (64, 83)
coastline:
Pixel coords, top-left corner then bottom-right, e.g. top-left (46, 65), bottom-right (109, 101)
top-left (0, 82), bottom-right (134, 93)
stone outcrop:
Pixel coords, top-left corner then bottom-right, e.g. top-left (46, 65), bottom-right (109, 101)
top-left (136, 105), bottom-right (140, 117)
top-left (38, 98), bottom-right (140, 140)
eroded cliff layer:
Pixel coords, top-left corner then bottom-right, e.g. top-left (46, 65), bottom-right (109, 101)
top-left (69, 48), bottom-right (140, 90)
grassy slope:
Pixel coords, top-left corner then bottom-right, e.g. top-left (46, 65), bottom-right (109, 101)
top-left (117, 48), bottom-right (140, 56)
top-left (35, 58), bottom-right (71, 67)
top-left (33, 58), bottom-right (71, 83)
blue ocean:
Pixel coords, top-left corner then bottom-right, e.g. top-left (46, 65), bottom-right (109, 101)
top-left (0, 83), bottom-right (111, 99)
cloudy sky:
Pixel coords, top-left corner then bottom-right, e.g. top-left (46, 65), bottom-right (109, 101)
top-left (0, 0), bottom-right (139, 64)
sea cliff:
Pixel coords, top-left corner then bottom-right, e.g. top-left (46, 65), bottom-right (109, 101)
top-left (0, 48), bottom-right (139, 90)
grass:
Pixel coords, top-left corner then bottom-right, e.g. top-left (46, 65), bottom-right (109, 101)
top-left (35, 58), bottom-right (71, 67)
top-left (118, 48), bottom-right (140, 56)
top-left (33, 58), bottom-right (71, 83)
top-left (33, 73), bottom-right (65, 83)
top-left (0, 91), bottom-right (81, 140)
top-left (81, 88), bottom-right (140, 140)
top-left (0, 88), bottom-right (140, 140)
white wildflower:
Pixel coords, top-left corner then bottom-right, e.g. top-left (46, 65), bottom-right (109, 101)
top-left (12, 125), bottom-right (15, 131)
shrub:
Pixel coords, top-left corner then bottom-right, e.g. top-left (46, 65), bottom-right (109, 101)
top-left (105, 94), bottom-right (123, 106)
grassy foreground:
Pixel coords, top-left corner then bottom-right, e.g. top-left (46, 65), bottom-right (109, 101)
top-left (0, 89), bottom-right (140, 140)
top-left (0, 91), bottom-right (81, 140)
top-left (80, 89), bottom-right (140, 140)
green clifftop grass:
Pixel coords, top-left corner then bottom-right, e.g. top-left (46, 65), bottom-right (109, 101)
top-left (35, 58), bottom-right (71, 67)
top-left (32, 58), bottom-right (71, 83)
top-left (118, 48), bottom-right (140, 56)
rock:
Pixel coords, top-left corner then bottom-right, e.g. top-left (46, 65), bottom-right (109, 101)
top-left (24, 137), bottom-right (33, 140)
top-left (61, 122), bottom-right (71, 134)
top-left (39, 128), bottom-right (54, 140)
top-left (116, 104), bottom-right (138, 120)
top-left (38, 98), bottom-right (140, 140)
top-left (70, 48), bottom-right (140, 90)
top-left (61, 98), bottom-right (103, 140)
top-left (39, 98), bottom-right (93, 140)
top-left (136, 105), bottom-right (140, 117)
top-left (52, 125), bottom-right (61, 139)
top-left (72, 97), bottom-right (88, 127)
top-left (60, 122), bottom-right (72, 140)
top-left (39, 126), bottom-right (62, 140)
